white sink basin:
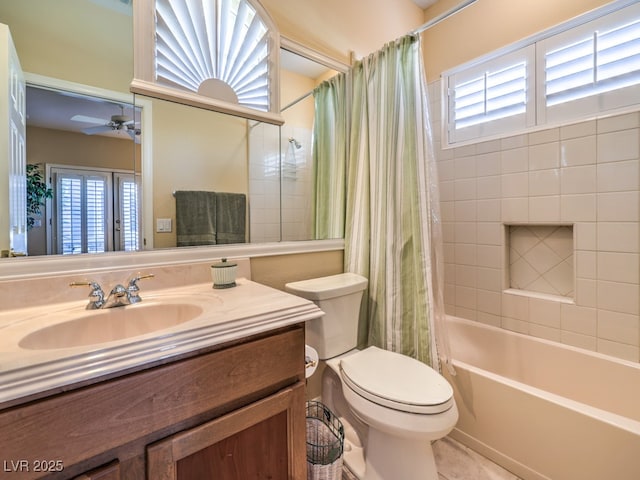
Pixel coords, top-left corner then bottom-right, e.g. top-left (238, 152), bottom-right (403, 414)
top-left (19, 303), bottom-right (204, 350)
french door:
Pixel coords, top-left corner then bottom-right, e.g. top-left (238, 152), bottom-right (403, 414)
top-left (49, 166), bottom-right (139, 254)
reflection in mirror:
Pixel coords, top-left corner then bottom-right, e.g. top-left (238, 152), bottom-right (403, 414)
top-left (25, 85), bottom-right (141, 256)
top-left (250, 47), bottom-right (342, 242)
top-left (0, 0), bottom-right (137, 259)
top-left (0, 0), bottom-right (349, 265)
top-left (139, 47), bottom-right (344, 249)
top-left (135, 94), bottom-right (253, 249)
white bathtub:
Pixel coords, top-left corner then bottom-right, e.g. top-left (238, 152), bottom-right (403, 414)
top-left (444, 315), bottom-right (640, 480)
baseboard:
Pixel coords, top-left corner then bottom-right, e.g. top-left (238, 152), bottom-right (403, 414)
top-left (449, 428), bottom-right (551, 480)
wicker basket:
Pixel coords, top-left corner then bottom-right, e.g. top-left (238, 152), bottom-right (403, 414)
top-left (306, 401), bottom-right (344, 480)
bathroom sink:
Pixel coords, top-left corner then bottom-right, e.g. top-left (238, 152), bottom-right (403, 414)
top-left (19, 303), bottom-right (204, 350)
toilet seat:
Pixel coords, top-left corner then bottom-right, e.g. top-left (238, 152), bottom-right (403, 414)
top-left (340, 346), bottom-right (454, 414)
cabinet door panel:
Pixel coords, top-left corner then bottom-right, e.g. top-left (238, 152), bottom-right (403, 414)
top-left (148, 383), bottom-right (306, 480)
top-left (74, 461), bottom-right (120, 480)
top-left (177, 411), bottom-right (288, 478)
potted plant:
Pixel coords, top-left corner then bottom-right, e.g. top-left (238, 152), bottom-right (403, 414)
top-left (26, 163), bottom-right (53, 230)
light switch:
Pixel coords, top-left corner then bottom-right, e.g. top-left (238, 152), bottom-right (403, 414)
top-left (156, 218), bottom-right (172, 233)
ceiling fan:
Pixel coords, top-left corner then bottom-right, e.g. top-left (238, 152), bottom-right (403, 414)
top-left (78, 106), bottom-right (141, 141)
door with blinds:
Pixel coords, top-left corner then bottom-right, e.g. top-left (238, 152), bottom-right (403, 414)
top-left (49, 166), bottom-right (139, 255)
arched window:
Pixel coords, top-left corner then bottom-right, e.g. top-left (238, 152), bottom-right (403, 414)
top-left (132, 0), bottom-right (282, 125)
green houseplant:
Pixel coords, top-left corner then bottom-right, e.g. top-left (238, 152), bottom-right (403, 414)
top-left (26, 163), bottom-right (53, 230)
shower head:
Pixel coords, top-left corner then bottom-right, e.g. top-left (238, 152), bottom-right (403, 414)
top-left (288, 137), bottom-right (302, 149)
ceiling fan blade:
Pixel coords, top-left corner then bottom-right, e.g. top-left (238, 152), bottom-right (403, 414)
top-left (126, 128), bottom-right (142, 143)
top-left (71, 114), bottom-right (110, 125)
top-left (82, 125), bottom-right (113, 135)
top-left (127, 129), bottom-right (141, 144)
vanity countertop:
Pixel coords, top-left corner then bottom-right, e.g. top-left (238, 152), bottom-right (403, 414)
top-left (0, 278), bottom-right (322, 407)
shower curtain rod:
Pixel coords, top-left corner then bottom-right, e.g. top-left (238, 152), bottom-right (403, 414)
top-left (411, 0), bottom-right (477, 35)
top-left (281, 0), bottom-right (476, 112)
top-left (282, 90), bottom-right (314, 112)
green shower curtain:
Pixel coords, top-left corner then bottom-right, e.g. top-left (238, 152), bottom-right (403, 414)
top-left (344, 34), bottom-right (449, 370)
top-left (311, 73), bottom-right (348, 239)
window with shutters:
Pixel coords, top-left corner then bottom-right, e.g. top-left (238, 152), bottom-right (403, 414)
top-left (132, 0), bottom-right (282, 125)
top-left (446, 46), bottom-right (535, 144)
top-left (443, 0), bottom-right (640, 146)
top-left (50, 167), bottom-right (139, 255)
top-left (537, 3), bottom-right (640, 124)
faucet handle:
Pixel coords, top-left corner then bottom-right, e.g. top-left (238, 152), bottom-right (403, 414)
top-left (127, 273), bottom-right (154, 288)
top-left (70, 281), bottom-right (105, 310)
top-left (127, 273), bottom-right (154, 303)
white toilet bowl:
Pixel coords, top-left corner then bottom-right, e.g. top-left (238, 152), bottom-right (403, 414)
top-left (284, 274), bottom-right (457, 479)
top-left (324, 347), bottom-right (458, 480)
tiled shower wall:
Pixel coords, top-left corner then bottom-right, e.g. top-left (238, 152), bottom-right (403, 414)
top-left (429, 80), bottom-right (640, 363)
top-left (248, 124), bottom-right (313, 243)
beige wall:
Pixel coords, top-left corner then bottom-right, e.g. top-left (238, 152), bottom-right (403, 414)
top-left (421, 0), bottom-right (612, 82)
top-left (0, 0), bottom-right (132, 92)
top-left (251, 250), bottom-right (344, 290)
top-left (151, 100), bottom-right (249, 249)
top-left (263, 0), bottom-right (424, 64)
top-left (281, 69), bottom-right (316, 128)
top-left (27, 126), bottom-right (138, 171)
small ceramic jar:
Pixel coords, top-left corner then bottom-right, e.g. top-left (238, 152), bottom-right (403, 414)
top-left (211, 258), bottom-right (237, 288)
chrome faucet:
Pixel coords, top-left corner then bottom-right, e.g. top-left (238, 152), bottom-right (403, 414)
top-left (70, 281), bottom-right (106, 310)
top-left (126, 273), bottom-right (155, 304)
top-left (103, 283), bottom-right (129, 309)
top-left (70, 273), bottom-right (154, 310)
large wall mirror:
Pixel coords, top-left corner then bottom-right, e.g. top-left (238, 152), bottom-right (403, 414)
top-left (0, 0), bottom-right (347, 261)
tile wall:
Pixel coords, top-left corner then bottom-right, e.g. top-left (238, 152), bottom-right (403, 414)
top-left (248, 124), bottom-right (313, 243)
top-left (509, 225), bottom-right (573, 297)
top-left (429, 80), bottom-right (640, 362)
top-left (249, 122), bottom-right (282, 243)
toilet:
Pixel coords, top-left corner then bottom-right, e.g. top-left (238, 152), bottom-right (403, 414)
top-left (285, 273), bottom-right (458, 480)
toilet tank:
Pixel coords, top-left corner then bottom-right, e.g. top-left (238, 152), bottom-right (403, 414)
top-left (285, 273), bottom-right (368, 360)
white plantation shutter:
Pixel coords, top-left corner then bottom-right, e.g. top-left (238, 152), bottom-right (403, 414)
top-left (85, 177), bottom-right (107, 253)
top-left (448, 46), bottom-right (535, 143)
top-left (444, 1), bottom-right (640, 145)
top-left (115, 173), bottom-right (140, 251)
top-left (54, 169), bottom-right (111, 255)
top-left (52, 168), bottom-right (139, 254)
top-left (538, 2), bottom-right (640, 124)
top-left (155, 0), bottom-right (271, 111)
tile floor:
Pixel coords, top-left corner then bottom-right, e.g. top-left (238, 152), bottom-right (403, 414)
top-left (339, 436), bottom-right (522, 479)
top-left (434, 437), bottom-right (522, 480)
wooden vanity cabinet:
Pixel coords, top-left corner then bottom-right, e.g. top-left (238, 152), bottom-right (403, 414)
top-left (74, 462), bottom-right (121, 480)
top-left (148, 383), bottom-right (305, 479)
top-left (0, 324), bottom-right (307, 480)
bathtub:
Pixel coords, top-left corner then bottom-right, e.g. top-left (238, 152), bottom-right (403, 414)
top-left (443, 315), bottom-right (640, 480)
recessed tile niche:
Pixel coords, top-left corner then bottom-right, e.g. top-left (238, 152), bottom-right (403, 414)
top-left (509, 225), bottom-right (574, 299)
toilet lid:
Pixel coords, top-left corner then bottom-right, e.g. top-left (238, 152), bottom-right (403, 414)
top-left (340, 346), bottom-right (454, 414)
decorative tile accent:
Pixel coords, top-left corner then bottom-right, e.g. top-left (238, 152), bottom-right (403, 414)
top-left (509, 225), bottom-right (574, 298)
